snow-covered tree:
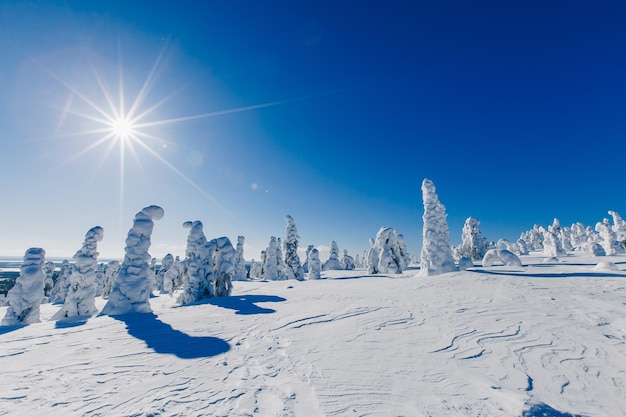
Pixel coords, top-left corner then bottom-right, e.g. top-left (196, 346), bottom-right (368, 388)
top-left (570, 222), bottom-right (587, 250)
top-left (369, 227), bottom-right (411, 274)
top-left (50, 260), bottom-right (71, 304)
top-left (582, 241), bottom-right (606, 256)
top-left (94, 262), bottom-right (106, 296)
top-left (43, 261), bottom-right (56, 298)
top-left (560, 226), bottom-right (574, 252)
top-left (540, 226), bottom-right (565, 258)
top-left (53, 226), bottom-right (104, 320)
top-left (302, 245), bottom-right (314, 273)
top-left (249, 258), bottom-right (262, 279)
top-left (323, 241), bottom-right (343, 271)
top-left (284, 215), bottom-right (304, 281)
top-left (156, 253), bottom-right (174, 292)
top-left (163, 261), bottom-right (185, 295)
top-left (516, 238), bottom-right (529, 255)
top-left (419, 179), bottom-right (455, 276)
top-left (454, 217), bottom-right (488, 261)
top-left (482, 249), bottom-right (523, 267)
top-left (102, 260), bottom-right (120, 298)
top-left (177, 221), bottom-right (235, 305)
top-left (457, 257), bottom-right (474, 270)
top-left (595, 218), bottom-right (624, 255)
top-left (307, 248), bottom-right (321, 280)
top-left (276, 238), bottom-right (287, 280)
top-left (263, 237), bottom-right (279, 281)
top-left (2, 248), bottom-right (46, 326)
top-left (365, 238), bottom-right (379, 274)
top-left (101, 205), bottom-right (164, 315)
top-left (233, 236), bottom-right (247, 281)
top-left (608, 210), bottom-right (626, 243)
top-left (147, 258), bottom-right (157, 294)
top-left (341, 249), bottom-right (356, 270)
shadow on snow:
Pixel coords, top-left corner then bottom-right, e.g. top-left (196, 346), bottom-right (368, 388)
top-left (55, 317), bottom-right (89, 329)
top-left (111, 313), bottom-right (230, 359)
top-left (522, 403), bottom-right (586, 417)
top-left (470, 269), bottom-right (625, 279)
top-left (0, 324), bottom-right (25, 336)
top-left (202, 294), bottom-right (286, 315)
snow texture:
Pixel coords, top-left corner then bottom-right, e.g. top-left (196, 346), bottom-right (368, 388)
top-left (101, 205), bottom-right (164, 315)
top-left (1, 248), bottom-right (46, 326)
top-left (283, 215), bottom-right (304, 281)
top-left (322, 241), bottom-right (342, 271)
top-left (53, 226), bottom-right (103, 320)
top-left (419, 179), bottom-right (456, 276)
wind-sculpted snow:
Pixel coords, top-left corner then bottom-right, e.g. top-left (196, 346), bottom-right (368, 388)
top-left (1, 253), bottom-right (625, 416)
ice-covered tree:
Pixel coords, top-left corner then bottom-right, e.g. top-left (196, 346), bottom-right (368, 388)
top-left (284, 215), bottom-right (304, 281)
top-left (2, 248), bottom-right (46, 326)
top-left (540, 226), bottom-right (564, 257)
top-left (302, 245), bottom-right (314, 273)
top-left (263, 237), bottom-right (279, 281)
top-left (454, 217), bottom-right (488, 261)
top-left (276, 238), bottom-right (287, 280)
top-left (233, 236), bottom-right (247, 281)
top-left (50, 260), bottom-right (71, 304)
top-left (102, 260), bottom-right (120, 298)
top-left (53, 226), bottom-right (104, 320)
top-left (370, 227), bottom-right (411, 274)
top-left (609, 210), bottom-right (626, 243)
top-left (365, 238), bottom-right (379, 274)
top-left (419, 179), bottom-right (455, 276)
top-left (307, 248), bottom-right (321, 279)
top-left (323, 241), bottom-right (343, 271)
top-left (156, 253), bottom-right (174, 292)
top-left (341, 249), bottom-right (356, 270)
top-left (570, 222), bottom-right (587, 250)
top-left (595, 218), bottom-right (624, 255)
top-left (101, 205), bottom-right (164, 315)
top-left (43, 261), bottom-right (56, 298)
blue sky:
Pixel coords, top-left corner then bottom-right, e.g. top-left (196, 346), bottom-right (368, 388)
top-left (1, 1), bottom-right (626, 260)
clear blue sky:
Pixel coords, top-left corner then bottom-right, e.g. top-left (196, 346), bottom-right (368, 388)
top-left (1, 1), bottom-right (626, 260)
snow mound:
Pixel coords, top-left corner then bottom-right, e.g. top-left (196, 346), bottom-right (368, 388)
top-left (542, 257), bottom-right (560, 263)
top-left (482, 249), bottom-right (523, 267)
top-left (457, 257), bottom-right (474, 270)
top-left (594, 261), bottom-right (619, 271)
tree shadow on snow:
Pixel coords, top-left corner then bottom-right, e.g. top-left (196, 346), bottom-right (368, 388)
top-left (522, 403), bottom-right (586, 417)
top-left (470, 269), bottom-right (625, 279)
top-left (111, 313), bottom-right (230, 359)
top-left (202, 295), bottom-right (286, 315)
top-left (55, 317), bottom-right (89, 329)
top-left (331, 274), bottom-right (395, 280)
top-left (0, 324), bottom-right (25, 336)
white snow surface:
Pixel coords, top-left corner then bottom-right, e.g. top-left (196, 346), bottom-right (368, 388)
top-left (1, 252), bottom-right (626, 416)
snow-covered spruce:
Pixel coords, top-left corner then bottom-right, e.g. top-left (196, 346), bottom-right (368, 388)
top-left (365, 238), bottom-right (379, 274)
top-left (419, 179), bottom-right (456, 276)
top-left (341, 249), bottom-right (356, 270)
top-left (177, 221), bottom-right (234, 305)
top-left (570, 222), bottom-right (587, 250)
top-left (43, 261), bottom-right (56, 299)
top-left (307, 248), bottom-right (321, 280)
top-left (49, 260), bottom-right (71, 304)
top-left (263, 237), bottom-right (280, 281)
top-left (302, 245), bottom-right (314, 273)
top-left (482, 249), bottom-right (523, 267)
top-left (94, 262), bottom-right (106, 297)
top-left (249, 258), bottom-right (262, 279)
top-left (322, 241), bottom-right (343, 271)
top-left (101, 205), bottom-right (164, 315)
top-left (102, 260), bottom-right (120, 298)
top-left (609, 210), bottom-right (626, 242)
top-left (156, 253), bottom-right (174, 292)
top-left (540, 226), bottom-right (564, 258)
top-left (284, 215), bottom-right (304, 281)
top-left (595, 218), bottom-right (624, 256)
top-left (1, 248), bottom-right (46, 326)
top-left (454, 217), bottom-right (488, 261)
top-left (147, 258), bottom-right (157, 294)
top-left (53, 226), bottom-right (104, 320)
top-left (582, 241), bottom-right (606, 256)
top-left (233, 236), bottom-right (247, 281)
top-left (276, 238), bottom-right (287, 280)
top-left (371, 227), bottom-right (411, 274)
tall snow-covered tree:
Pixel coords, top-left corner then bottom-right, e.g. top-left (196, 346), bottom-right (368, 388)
top-left (341, 249), bottom-right (356, 270)
top-left (263, 237), bottom-right (279, 281)
top-left (284, 215), bottom-right (304, 281)
top-left (419, 179), bottom-right (455, 276)
top-left (276, 238), bottom-right (287, 280)
top-left (53, 226), bottom-right (104, 320)
top-left (147, 258), bottom-right (157, 294)
top-left (540, 226), bottom-right (564, 258)
top-left (233, 236), bottom-right (247, 281)
top-left (595, 218), bottom-right (624, 255)
top-left (50, 260), bottom-right (71, 304)
top-left (302, 245), bottom-right (314, 273)
top-left (454, 217), bottom-right (488, 261)
top-left (307, 248), bottom-right (321, 280)
top-left (43, 261), bottom-right (56, 298)
top-left (570, 222), bottom-right (587, 250)
top-left (608, 210), bottom-right (626, 243)
top-left (2, 248), bottom-right (46, 326)
top-left (323, 241), bottom-right (343, 271)
top-left (94, 262), bottom-right (106, 296)
top-left (101, 205), bottom-right (164, 315)
top-left (365, 238), bottom-right (379, 274)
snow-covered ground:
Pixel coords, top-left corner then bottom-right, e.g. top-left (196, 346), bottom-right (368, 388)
top-left (1, 253), bottom-right (625, 417)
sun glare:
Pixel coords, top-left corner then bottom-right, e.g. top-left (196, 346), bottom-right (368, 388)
top-left (111, 117), bottom-right (134, 140)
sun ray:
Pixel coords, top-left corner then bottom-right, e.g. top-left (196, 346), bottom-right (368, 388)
top-left (126, 40), bottom-right (170, 121)
top-left (91, 64), bottom-right (120, 120)
top-left (56, 92), bottom-right (74, 132)
top-left (59, 132), bottom-right (117, 166)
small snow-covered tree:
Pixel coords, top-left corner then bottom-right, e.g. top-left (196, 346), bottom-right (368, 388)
top-left (516, 238), bottom-right (529, 255)
top-left (94, 262), bottom-right (106, 296)
top-left (233, 236), bottom-right (247, 281)
top-left (50, 260), bottom-right (71, 304)
top-left (53, 226), bottom-right (104, 320)
top-left (302, 245), bottom-right (314, 273)
top-left (156, 253), bottom-right (174, 292)
top-left (263, 237), bottom-right (279, 281)
top-left (540, 226), bottom-right (564, 258)
top-left (284, 215), bottom-right (304, 281)
top-left (419, 179), bottom-right (455, 276)
top-left (249, 258), bottom-right (262, 279)
top-left (595, 218), bottom-right (624, 255)
top-left (43, 261), bottom-right (56, 298)
top-left (341, 250), bottom-right (356, 270)
top-left (370, 227), bottom-right (411, 273)
top-left (2, 248), bottom-right (46, 326)
top-left (101, 205), bottom-right (164, 315)
top-left (570, 222), bottom-right (587, 250)
top-left (609, 210), bottom-right (626, 242)
top-left (147, 258), bottom-right (157, 294)
top-left (307, 248), bottom-right (321, 279)
top-left (323, 241), bottom-right (343, 271)
top-left (102, 260), bottom-right (120, 298)
top-left (454, 217), bottom-right (488, 261)
top-left (163, 261), bottom-right (185, 295)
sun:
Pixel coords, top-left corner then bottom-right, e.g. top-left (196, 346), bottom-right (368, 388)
top-left (110, 117), bottom-right (135, 141)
